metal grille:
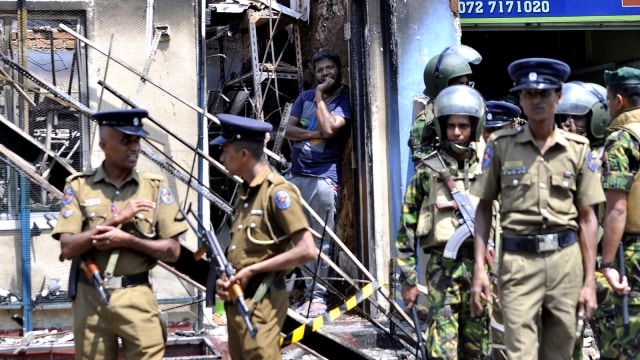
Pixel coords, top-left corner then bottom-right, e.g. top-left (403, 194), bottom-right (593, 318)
top-left (0, 3), bottom-right (207, 333)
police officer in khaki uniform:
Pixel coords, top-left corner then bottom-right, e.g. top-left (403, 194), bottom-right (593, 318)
top-left (212, 114), bottom-right (316, 360)
top-left (482, 100), bottom-right (521, 360)
top-left (470, 58), bottom-right (605, 360)
top-left (53, 109), bottom-right (188, 360)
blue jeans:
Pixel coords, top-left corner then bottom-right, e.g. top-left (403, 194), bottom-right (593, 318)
top-left (286, 174), bottom-right (339, 303)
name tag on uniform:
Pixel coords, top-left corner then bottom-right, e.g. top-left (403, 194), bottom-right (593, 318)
top-left (502, 161), bottom-right (527, 176)
top-left (84, 198), bottom-right (101, 206)
top-left (250, 210), bottom-right (263, 216)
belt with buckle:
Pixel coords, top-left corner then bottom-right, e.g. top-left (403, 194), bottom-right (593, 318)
top-left (502, 230), bottom-right (577, 253)
top-left (104, 272), bottom-right (150, 290)
top-left (79, 271), bottom-right (149, 290)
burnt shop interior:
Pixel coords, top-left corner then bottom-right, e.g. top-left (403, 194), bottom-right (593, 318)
top-left (461, 28), bottom-right (640, 102)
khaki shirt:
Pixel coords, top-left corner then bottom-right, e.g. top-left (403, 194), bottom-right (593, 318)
top-left (226, 165), bottom-right (309, 271)
top-left (52, 164), bottom-right (188, 275)
top-left (472, 125), bottom-right (605, 235)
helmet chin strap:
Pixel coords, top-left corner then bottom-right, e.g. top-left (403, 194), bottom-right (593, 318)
top-left (446, 141), bottom-right (470, 155)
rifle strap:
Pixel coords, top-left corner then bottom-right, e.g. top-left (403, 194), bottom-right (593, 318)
top-left (105, 249), bottom-right (121, 279)
top-left (251, 272), bottom-right (276, 308)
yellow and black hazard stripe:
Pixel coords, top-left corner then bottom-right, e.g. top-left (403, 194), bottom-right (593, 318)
top-left (280, 281), bottom-right (381, 347)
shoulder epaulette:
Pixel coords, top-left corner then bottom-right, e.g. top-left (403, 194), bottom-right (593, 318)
top-left (65, 170), bottom-right (93, 183)
top-left (491, 126), bottom-right (520, 139)
top-left (562, 131), bottom-right (589, 145)
top-left (139, 171), bottom-right (163, 181)
top-left (267, 170), bottom-right (286, 185)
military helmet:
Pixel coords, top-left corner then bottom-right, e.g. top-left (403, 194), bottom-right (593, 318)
top-left (556, 81), bottom-right (610, 140)
top-left (423, 45), bottom-right (481, 98)
top-left (434, 85), bottom-right (486, 143)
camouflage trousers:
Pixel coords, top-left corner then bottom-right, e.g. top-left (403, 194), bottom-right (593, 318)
top-left (587, 270), bottom-right (618, 359)
top-left (426, 251), bottom-right (491, 360)
top-left (611, 236), bottom-right (640, 359)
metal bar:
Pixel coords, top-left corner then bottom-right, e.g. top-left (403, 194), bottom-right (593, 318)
top-left (247, 10), bottom-right (264, 119)
top-left (59, 23), bottom-right (219, 125)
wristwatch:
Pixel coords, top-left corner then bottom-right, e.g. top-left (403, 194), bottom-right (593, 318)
top-left (598, 261), bottom-right (615, 270)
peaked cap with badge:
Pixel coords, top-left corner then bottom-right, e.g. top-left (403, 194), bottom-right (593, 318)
top-left (91, 108), bottom-right (150, 137)
top-left (508, 57), bottom-right (571, 92)
top-left (604, 66), bottom-right (640, 85)
top-left (210, 114), bottom-right (273, 145)
top-left (485, 100), bottom-right (521, 128)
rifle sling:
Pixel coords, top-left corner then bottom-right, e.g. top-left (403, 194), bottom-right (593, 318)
top-left (250, 272), bottom-right (277, 308)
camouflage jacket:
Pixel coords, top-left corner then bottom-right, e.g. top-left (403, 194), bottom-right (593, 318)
top-left (408, 96), bottom-right (438, 163)
top-left (396, 146), bottom-right (481, 285)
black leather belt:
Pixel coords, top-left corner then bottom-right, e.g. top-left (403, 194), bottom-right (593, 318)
top-left (79, 271), bottom-right (150, 289)
top-left (243, 274), bottom-right (286, 299)
top-left (502, 230), bottom-right (577, 253)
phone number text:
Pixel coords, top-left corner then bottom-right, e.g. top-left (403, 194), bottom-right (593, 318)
top-left (459, 1), bottom-right (551, 15)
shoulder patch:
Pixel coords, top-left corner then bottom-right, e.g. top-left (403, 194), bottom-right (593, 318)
top-left (587, 149), bottom-right (597, 172)
top-left (160, 188), bottom-right (174, 204)
top-left (482, 145), bottom-right (493, 168)
top-left (62, 188), bottom-right (74, 204)
top-left (274, 190), bottom-right (292, 210)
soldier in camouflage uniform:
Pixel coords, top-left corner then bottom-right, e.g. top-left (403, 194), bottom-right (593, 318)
top-left (556, 81), bottom-right (617, 360)
top-left (397, 85), bottom-right (490, 359)
top-left (408, 45), bottom-right (481, 168)
top-left (599, 67), bottom-right (640, 358)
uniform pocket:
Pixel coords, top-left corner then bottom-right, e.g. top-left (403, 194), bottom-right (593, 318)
top-left (500, 174), bottom-right (532, 212)
top-left (549, 175), bottom-right (576, 213)
top-left (83, 205), bottom-right (110, 228)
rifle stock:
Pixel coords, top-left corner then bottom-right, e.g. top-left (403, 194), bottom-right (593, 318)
top-left (180, 205), bottom-right (258, 339)
top-left (80, 256), bottom-right (109, 305)
top-left (423, 152), bottom-right (476, 259)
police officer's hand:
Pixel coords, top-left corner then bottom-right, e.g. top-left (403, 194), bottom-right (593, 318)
top-left (601, 267), bottom-right (630, 296)
top-left (215, 276), bottom-right (231, 302)
top-left (118, 199), bottom-right (156, 224)
top-left (91, 225), bottom-right (127, 250)
top-left (231, 266), bottom-right (254, 290)
top-left (470, 269), bottom-right (491, 317)
top-left (577, 280), bottom-right (597, 320)
top-left (400, 284), bottom-right (418, 310)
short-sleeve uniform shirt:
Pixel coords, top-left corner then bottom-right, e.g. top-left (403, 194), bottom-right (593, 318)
top-left (472, 125), bottom-right (605, 235)
top-left (226, 165), bottom-right (309, 271)
top-left (52, 164), bottom-right (188, 275)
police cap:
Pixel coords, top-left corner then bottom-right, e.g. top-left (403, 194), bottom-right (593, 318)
top-left (508, 58), bottom-right (571, 92)
top-left (485, 100), bottom-right (521, 128)
top-left (210, 114), bottom-right (273, 145)
top-left (91, 108), bottom-right (150, 137)
top-left (604, 67), bottom-right (640, 86)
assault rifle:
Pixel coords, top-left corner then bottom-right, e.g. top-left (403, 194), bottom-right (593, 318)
top-left (180, 204), bottom-right (258, 339)
top-left (79, 255), bottom-right (110, 305)
top-left (422, 151), bottom-right (476, 259)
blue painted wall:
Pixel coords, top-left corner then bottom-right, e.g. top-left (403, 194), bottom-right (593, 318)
top-left (390, 0), bottom-right (459, 238)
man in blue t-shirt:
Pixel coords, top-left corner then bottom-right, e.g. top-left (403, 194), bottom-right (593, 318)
top-left (285, 49), bottom-right (351, 318)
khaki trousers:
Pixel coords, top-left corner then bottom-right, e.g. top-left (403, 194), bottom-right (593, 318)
top-left (499, 242), bottom-right (583, 360)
